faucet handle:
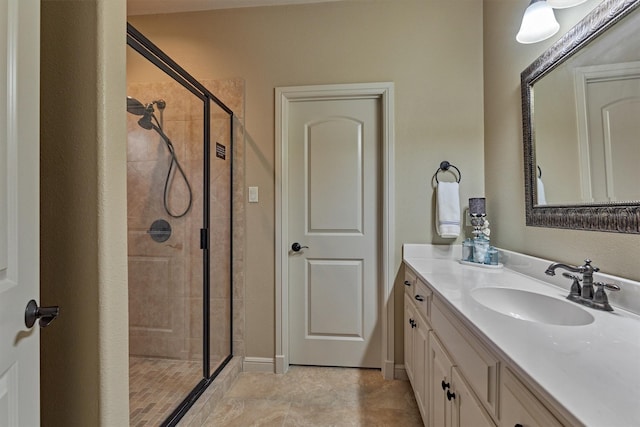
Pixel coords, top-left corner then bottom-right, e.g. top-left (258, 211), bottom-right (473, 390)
top-left (592, 282), bottom-right (620, 312)
top-left (595, 282), bottom-right (620, 292)
top-left (562, 272), bottom-right (582, 302)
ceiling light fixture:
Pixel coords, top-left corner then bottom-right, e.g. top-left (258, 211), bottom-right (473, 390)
top-left (516, 0), bottom-right (560, 44)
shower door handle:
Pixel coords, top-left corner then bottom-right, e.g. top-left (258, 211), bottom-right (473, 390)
top-left (24, 299), bottom-right (59, 328)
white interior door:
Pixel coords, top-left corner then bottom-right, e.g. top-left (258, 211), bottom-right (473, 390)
top-left (575, 63), bottom-right (640, 203)
top-left (586, 78), bottom-right (640, 202)
top-left (288, 96), bottom-right (381, 368)
top-left (0, 0), bottom-right (41, 424)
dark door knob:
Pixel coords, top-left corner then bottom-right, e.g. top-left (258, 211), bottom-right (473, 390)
top-left (24, 299), bottom-right (59, 328)
top-left (291, 242), bottom-right (309, 252)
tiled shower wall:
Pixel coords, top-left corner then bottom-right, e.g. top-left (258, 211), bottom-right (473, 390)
top-left (126, 78), bottom-right (245, 363)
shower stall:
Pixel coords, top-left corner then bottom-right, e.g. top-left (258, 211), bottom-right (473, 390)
top-left (126, 24), bottom-right (244, 426)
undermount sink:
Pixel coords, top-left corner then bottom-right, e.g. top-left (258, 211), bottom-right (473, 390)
top-left (471, 287), bottom-right (595, 326)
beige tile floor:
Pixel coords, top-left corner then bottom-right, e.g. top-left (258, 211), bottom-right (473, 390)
top-left (201, 366), bottom-right (424, 426)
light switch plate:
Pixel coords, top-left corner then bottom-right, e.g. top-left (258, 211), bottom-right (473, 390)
top-left (249, 186), bottom-right (259, 203)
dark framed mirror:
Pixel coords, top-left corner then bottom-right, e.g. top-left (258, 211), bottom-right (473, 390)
top-left (522, 0), bottom-right (640, 233)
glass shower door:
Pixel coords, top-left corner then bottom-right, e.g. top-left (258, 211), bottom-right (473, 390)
top-left (126, 23), bottom-right (235, 426)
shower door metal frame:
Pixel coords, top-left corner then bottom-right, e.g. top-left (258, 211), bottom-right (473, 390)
top-left (126, 23), bottom-right (235, 427)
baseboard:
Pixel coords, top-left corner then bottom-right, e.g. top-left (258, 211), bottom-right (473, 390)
top-left (275, 354), bottom-right (286, 374)
top-left (383, 359), bottom-right (395, 380)
top-left (394, 364), bottom-right (408, 381)
top-left (242, 357), bottom-right (275, 373)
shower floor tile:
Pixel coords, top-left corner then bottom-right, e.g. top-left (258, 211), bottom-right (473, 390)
top-left (129, 356), bottom-right (202, 427)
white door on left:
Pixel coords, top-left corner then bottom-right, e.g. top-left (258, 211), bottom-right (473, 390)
top-left (0, 0), bottom-right (42, 425)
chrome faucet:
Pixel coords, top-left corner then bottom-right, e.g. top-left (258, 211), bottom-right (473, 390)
top-left (545, 259), bottom-right (620, 311)
top-left (545, 259), bottom-right (599, 299)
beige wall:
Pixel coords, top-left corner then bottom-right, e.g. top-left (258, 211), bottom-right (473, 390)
top-left (484, 0), bottom-right (640, 281)
top-left (129, 0), bottom-right (486, 361)
top-left (40, 0), bottom-right (129, 425)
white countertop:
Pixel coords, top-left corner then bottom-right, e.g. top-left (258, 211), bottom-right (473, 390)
top-left (403, 244), bottom-right (640, 427)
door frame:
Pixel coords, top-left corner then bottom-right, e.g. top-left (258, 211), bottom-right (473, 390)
top-left (275, 82), bottom-right (395, 379)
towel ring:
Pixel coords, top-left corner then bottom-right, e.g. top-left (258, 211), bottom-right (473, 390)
top-left (433, 161), bottom-right (461, 183)
top-left (537, 165), bottom-right (542, 178)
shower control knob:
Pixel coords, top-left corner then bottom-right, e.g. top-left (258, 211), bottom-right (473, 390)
top-left (291, 243), bottom-right (309, 252)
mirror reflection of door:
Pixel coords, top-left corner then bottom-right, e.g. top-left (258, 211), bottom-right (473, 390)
top-left (575, 63), bottom-right (640, 203)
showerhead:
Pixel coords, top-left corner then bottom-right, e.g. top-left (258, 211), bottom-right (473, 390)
top-left (127, 96), bottom-right (157, 130)
top-left (127, 96), bottom-right (169, 131)
top-left (137, 114), bottom-right (154, 130)
top-left (127, 96), bottom-right (147, 116)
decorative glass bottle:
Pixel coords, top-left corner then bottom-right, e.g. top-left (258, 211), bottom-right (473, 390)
top-left (473, 235), bottom-right (490, 263)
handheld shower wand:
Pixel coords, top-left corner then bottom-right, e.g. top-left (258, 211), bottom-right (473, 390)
top-left (126, 96), bottom-right (193, 218)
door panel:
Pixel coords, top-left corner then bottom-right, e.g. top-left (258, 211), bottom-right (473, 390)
top-left (452, 367), bottom-right (496, 427)
top-left (404, 295), bottom-right (415, 383)
top-left (430, 333), bottom-right (452, 427)
top-left (0, 0), bottom-right (41, 424)
top-left (308, 118), bottom-right (363, 233)
top-left (307, 260), bottom-right (363, 337)
top-left (289, 97), bottom-right (380, 368)
top-left (602, 98), bottom-right (640, 201)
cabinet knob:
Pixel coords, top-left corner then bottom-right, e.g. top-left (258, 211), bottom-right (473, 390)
top-left (446, 390), bottom-right (456, 401)
top-left (515, 425), bottom-right (523, 427)
top-left (404, 280), bottom-right (412, 287)
top-left (415, 295), bottom-right (425, 302)
top-left (441, 380), bottom-right (450, 390)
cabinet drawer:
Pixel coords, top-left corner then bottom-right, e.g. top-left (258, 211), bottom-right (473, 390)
top-left (414, 278), bottom-right (432, 321)
top-left (432, 297), bottom-right (499, 418)
top-left (501, 368), bottom-right (562, 427)
top-left (404, 267), bottom-right (417, 297)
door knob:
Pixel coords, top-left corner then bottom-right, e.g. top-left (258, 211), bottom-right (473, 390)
top-left (291, 242), bottom-right (309, 252)
top-left (24, 299), bottom-right (59, 328)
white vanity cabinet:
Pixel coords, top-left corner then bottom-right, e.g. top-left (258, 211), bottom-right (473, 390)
top-left (404, 269), bottom-right (432, 421)
top-left (429, 332), bottom-right (496, 427)
top-left (404, 294), bottom-right (416, 383)
top-left (404, 267), bottom-right (495, 427)
top-left (500, 368), bottom-right (563, 427)
top-left (404, 264), bottom-right (567, 427)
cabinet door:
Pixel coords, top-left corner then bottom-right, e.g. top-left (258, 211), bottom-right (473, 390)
top-left (429, 333), bottom-right (453, 427)
top-left (501, 368), bottom-right (563, 427)
top-left (451, 367), bottom-right (496, 427)
top-left (404, 294), bottom-right (415, 383)
top-left (413, 313), bottom-right (429, 418)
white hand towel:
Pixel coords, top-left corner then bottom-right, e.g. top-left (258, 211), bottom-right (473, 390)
top-left (537, 177), bottom-right (547, 205)
top-left (436, 182), bottom-right (461, 238)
